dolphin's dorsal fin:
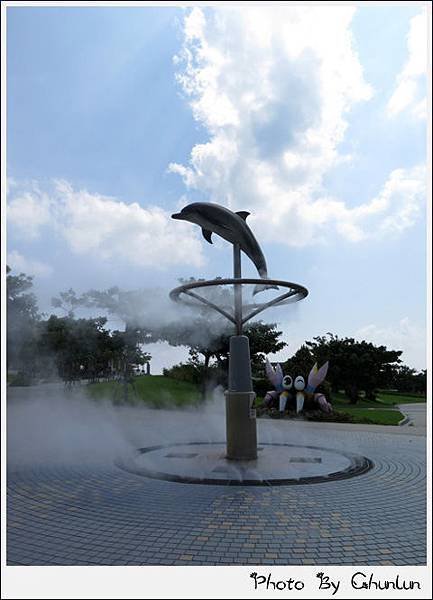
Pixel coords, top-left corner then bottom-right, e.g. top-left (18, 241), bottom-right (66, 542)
top-left (236, 211), bottom-right (250, 221)
top-left (202, 228), bottom-right (213, 244)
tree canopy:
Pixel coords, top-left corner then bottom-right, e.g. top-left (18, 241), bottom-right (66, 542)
top-left (7, 266), bottom-right (40, 371)
top-left (7, 270), bottom-right (424, 398)
top-left (390, 365), bottom-right (426, 394)
top-left (284, 333), bottom-right (403, 402)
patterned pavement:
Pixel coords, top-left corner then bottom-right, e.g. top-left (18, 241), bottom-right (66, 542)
top-left (7, 420), bottom-right (426, 566)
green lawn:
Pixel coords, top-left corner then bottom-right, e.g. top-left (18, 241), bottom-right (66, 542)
top-left (376, 392), bottom-right (426, 406)
top-left (87, 375), bottom-right (201, 408)
top-left (329, 392), bottom-right (406, 425)
top-left (87, 376), bottom-right (414, 426)
top-left (334, 406), bottom-right (404, 425)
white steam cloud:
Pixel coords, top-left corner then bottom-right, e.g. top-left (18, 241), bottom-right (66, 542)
top-left (7, 384), bottom-right (227, 468)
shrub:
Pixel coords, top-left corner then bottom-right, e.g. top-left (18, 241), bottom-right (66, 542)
top-left (253, 377), bottom-right (272, 398)
top-left (163, 361), bottom-right (228, 389)
top-left (163, 362), bottom-right (202, 384)
top-left (304, 410), bottom-right (355, 423)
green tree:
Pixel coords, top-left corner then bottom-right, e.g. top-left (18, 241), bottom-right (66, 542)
top-left (37, 315), bottom-right (111, 383)
top-left (282, 344), bottom-right (314, 380)
top-left (151, 316), bottom-right (231, 393)
top-left (157, 319), bottom-right (286, 393)
top-left (52, 286), bottom-right (152, 388)
top-left (285, 333), bottom-right (402, 403)
top-left (6, 266), bottom-right (40, 374)
top-left (390, 365), bottom-right (426, 394)
top-left (51, 288), bottom-right (83, 318)
top-left (233, 321), bottom-right (287, 375)
top-left (110, 327), bottom-right (151, 401)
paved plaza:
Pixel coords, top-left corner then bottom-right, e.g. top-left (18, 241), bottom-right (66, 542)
top-left (7, 388), bottom-right (426, 566)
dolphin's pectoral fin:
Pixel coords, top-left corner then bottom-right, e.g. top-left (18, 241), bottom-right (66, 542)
top-left (202, 228), bottom-right (213, 244)
top-left (236, 211), bottom-right (250, 221)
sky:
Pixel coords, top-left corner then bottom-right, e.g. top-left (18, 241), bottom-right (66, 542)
top-left (6, 4), bottom-right (429, 372)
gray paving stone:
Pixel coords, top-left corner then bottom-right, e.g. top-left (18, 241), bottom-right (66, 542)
top-left (7, 425), bottom-right (426, 566)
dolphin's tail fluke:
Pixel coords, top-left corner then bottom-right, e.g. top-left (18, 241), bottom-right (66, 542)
top-left (253, 281), bottom-right (279, 295)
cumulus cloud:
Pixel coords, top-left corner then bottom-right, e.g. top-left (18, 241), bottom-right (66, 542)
top-left (312, 164), bottom-right (426, 242)
top-left (170, 7), bottom-right (425, 246)
top-left (7, 250), bottom-right (53, 278)
top-left (7, 180), bottom-right (204, 269)
top-left (355, 318), bottom-right (426, 371)
top-left (387, 11), bottom-right (427, 119)
top-left (7, 182), bottom-right (52, 239)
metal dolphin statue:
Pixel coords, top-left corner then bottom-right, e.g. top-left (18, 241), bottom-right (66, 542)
top-left (171, 202), bottom-right (278, 294)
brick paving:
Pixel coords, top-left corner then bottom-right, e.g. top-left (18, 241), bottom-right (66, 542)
top-left (7, 424), bottom-right (426, 566)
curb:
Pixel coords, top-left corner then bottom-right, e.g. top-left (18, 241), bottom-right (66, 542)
top-left (397, 404), bottom-right (412, 427)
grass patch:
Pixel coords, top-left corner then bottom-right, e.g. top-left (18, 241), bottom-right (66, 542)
top-left (330, 392), bottom-right (405, 425)
top-left (87, 375), bottom-right (201, 408)
top-left (330, 392), bottom-right (379, 408)
top-left (87, 377), bottom-right (409, 425)
top-left (376, 392), bottom-right (426, 406)
top-left (334, 406), bottom-right (404, 425)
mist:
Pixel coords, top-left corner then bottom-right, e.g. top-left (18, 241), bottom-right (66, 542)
top-left (7, 383), bottom-right (228, 469)
top-left (7, 274), bottom-right (306, 471)
top-left (89, 282), bottom-right (302, 369)
top-left (7, 379), bottom-right (367, 474)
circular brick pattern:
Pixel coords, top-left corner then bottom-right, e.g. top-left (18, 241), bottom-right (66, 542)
top-left (7, 428), bottom-right (426, 566)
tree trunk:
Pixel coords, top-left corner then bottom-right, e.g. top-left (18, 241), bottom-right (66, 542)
top-left (346, 384), bottom-right (359, 404)
top-left (201, 352), bottom-right (211, 399)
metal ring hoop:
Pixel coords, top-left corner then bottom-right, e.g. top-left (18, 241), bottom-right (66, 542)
top-left (170, 278), bottom-right (308, 326)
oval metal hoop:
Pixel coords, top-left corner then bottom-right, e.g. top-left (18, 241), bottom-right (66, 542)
top-left (169, 278), bottom-right (308, 328)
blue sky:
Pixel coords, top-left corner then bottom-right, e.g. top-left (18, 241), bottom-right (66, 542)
top-left (7, 5), bottom-right (428, 371)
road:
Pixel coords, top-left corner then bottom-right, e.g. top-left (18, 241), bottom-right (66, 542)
top-left (398, 403), bottom-right (427, 431)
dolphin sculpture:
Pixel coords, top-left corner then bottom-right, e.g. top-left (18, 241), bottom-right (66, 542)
top-left (171, 202), bottom-right (278, 294)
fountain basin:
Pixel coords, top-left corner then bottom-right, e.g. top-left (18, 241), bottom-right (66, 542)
top-left (117, 442), bottom-right (373, 486)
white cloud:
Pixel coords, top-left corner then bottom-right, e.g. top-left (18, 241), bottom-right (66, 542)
top-left (314, 165), bottom-right (426, 243)
top-left (7, 182), bottom-right (52, 239)
top-left (170, 7), bottom-right (425, 246)
top-left (7, 250), bottom-right (53, 278)
top-left (7, 180), bottom-right (204, 269)
top-left (387, 11), bottom-right (427, 119)
top-left (355, 318), bottom-right (426, 371)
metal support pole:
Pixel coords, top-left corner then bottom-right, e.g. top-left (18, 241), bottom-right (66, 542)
top-left (225, 243), bottom-right (257, 460)
top-left (233, 243), bottom-right (242, 336)
top-left (225, 336), bottom-right (257, 460)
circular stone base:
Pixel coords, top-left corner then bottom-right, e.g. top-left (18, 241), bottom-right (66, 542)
top-left (117, 442), bottom-right (373, 486)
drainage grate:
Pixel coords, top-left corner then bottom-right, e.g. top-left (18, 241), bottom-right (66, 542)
top-left (164, 453), bottom-right (198, 459)
top-left (289, 457), bottom-right (322, 463)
